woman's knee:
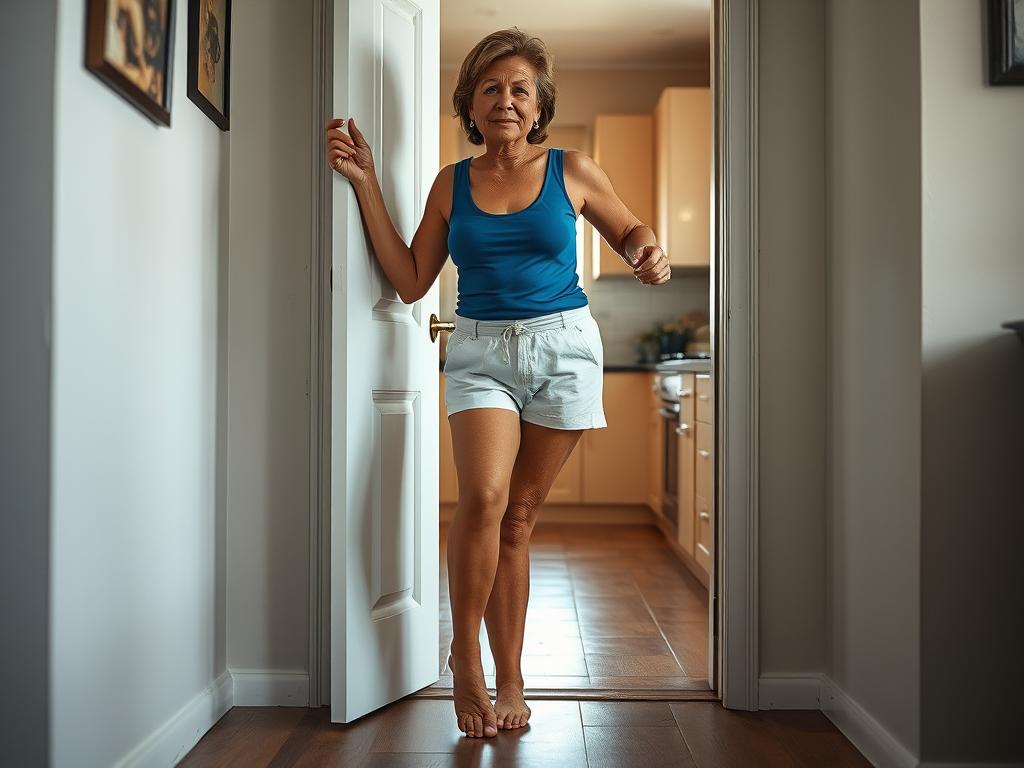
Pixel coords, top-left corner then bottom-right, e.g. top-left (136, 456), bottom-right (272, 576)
top-left (499, 497), bottom-right (543, 548)
top-left (456, 484), bottom-right (509, 526)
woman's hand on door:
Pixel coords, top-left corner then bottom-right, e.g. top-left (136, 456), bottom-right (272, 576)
top-left (325, 116), bottom-right (375, 187)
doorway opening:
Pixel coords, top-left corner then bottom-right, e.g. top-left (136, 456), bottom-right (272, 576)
top-left (428, 0), bottom-right (720, 703)
top-left (309, 0), bottom-right (758, 716)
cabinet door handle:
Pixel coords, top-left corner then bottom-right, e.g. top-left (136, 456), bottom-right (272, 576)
top-left (678, 389), bottom-right (692, 398)
top-left (676, 423), bottom-right (690, 435)
top-left (698, 394), bottom-right (710, 401)
top-left (698, 449), bottom-right (710, 458)
top-left (699, 511), bottom-right (710, 521)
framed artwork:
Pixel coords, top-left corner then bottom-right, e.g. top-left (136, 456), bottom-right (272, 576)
top-left (989, 0), bottom-right (1024, 84)
top-left (187, 0), bottom-right (231, 130)
top-left (85, 0), bottom-right (176, 126)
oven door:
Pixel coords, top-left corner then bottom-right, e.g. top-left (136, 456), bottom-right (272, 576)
top-left (658, 404), bottom-right (679, 532)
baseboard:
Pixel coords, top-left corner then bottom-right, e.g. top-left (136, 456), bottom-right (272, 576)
top-left (757, 673), bottom-right (822, 709)
top-left (114, 670), bottom-right (233, 768)
top-left (229, 668), bottom-right (310, 706)
top-left (819, 675), bottom-right (918, 768)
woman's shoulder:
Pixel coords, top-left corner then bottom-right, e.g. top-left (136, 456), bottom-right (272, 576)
top-left (427, 162), bottom-right (460, 224)
top-left (561, 148), bottom-right (598, 188)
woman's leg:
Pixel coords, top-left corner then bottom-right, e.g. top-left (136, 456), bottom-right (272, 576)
top-left (446, 406), bottom-right (522, 738)
top-left (484, 419), bottom-right (585, 729)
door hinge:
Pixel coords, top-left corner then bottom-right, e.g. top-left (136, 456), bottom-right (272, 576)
top-left (329, 267), bottom-right (333, 292)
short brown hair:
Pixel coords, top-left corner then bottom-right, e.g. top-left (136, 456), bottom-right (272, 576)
top-left (451, 27), bottom-right (556, 146)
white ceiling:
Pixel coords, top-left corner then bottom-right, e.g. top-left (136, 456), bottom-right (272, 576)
top-left (440, 0), bottom-right (712, 70)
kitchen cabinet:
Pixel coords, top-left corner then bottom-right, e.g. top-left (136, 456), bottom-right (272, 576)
top-left (581, 372), bottom-right (649, 503)
top-left (676, 374), bottom-right (696, 556)
top-left (693, 374), bottom-right (713, 575)
top-left (440, 371), bottom-right (649, 506)
top-left (591, 114), bottom-right (653, 279)
top-left (653, 87), bottom-right (712, 268)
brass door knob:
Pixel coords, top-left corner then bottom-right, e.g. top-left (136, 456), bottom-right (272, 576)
top-left (429, 313), bottom-right (455, 343)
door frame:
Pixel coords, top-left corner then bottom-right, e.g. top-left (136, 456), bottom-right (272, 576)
top-left (307, 0), bottom-right (761, 711)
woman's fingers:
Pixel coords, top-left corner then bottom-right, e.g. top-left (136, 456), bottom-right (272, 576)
top-left (347, 116), bottom-right (365, 142)
top-left (326, 129), bottom-right (356, 147)
top-left (327, 137), bottom-right (354, 152)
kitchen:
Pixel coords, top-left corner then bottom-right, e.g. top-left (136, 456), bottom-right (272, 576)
top-left (433, 0), bottom-right (717, 694)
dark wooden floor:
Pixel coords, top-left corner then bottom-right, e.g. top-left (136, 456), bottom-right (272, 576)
top-left (180, 522), bottom-right (870, 766)
top-left (179, 702), bottom-right (871, 766)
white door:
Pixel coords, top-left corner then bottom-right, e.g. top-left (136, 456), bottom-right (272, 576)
top-left (329, 0), bottom-right (440, 723)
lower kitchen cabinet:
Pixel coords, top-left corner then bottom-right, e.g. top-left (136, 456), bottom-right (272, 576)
top-left (676, 374), bottom-right (696, 556)
top-left (581, 372), bottom-right (649, 504)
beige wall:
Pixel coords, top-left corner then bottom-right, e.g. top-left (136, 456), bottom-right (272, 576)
top-left (226, 0), bottom-right (314, 678)
top-left (756, 0), bottom-right (828, 677)
top-left (825, 0), bottom-right (922, 756)
top-left (920, 0), bottom-right (1024, 762)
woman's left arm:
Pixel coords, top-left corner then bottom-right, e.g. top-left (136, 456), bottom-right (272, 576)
top-left (566, 149), bottom-right (670, 286)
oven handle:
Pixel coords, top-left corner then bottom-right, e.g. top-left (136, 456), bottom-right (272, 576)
top-left (658, 406), bottom-right (679, 419)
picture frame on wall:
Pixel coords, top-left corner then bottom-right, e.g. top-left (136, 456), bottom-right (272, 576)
top-left (85, 0), bottom-right (177, 126)
top-left (187, 0), bottom-right (231, 130)
top-left (989, 0), bottom-right (1024, 84)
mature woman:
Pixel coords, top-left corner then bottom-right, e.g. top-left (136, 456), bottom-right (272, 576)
top-left (325, 28), bottom-right (670, 739)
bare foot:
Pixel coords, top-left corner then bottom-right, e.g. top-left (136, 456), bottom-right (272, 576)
top-left (494, 680), bottom-right (531, 729)
top-left (447, 643), bottom-right (498, 738)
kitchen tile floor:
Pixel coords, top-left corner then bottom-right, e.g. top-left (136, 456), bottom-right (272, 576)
top-left (432, 521), bottom-right (711, 692)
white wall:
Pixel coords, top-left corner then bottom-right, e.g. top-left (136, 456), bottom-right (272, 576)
top-left (920, 0), bottom-right (1024, 762)
top-left (825, 0), bottom-right (922, 757)
top-left (756, 0), bottom-right (828, 677)
top-left (226, 0), bottom-right (315, 685)
top-left (48, 0), bottom-right (230, 765)
top-left (0, 3), bottom-right (57, 765)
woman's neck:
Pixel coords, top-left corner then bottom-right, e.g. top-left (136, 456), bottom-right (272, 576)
top-left (475, 141), bottom-right (543, 172)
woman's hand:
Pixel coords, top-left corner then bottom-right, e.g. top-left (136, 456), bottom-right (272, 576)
top-left (325, 116), bottom-right (375, 186)
top-left (632, 245), bottom-right (671, 285)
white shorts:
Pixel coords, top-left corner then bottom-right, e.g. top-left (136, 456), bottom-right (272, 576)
top-left (443, 305), bottom-right (607, 430)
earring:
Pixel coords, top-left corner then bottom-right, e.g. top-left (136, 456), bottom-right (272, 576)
top-left (469, 120), bottom-right (475, 128)
top-left (533, 120), bottom-right (539, 130)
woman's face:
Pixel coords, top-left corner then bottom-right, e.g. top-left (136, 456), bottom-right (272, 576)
top-left (469, 55), bottom-right (541, 146)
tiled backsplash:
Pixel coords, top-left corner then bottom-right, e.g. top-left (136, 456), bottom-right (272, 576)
top-left (586, 271), bottom-right (710, 365)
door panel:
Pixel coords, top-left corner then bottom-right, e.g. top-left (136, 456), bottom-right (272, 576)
top-left (330, 0), bottom-right (440, 723)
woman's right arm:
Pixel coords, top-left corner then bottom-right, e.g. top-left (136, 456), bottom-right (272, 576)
top-left (326, 116), bottom-right (452, 305)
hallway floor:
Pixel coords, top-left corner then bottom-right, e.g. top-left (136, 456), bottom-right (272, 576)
top-left (180, 701), bottom-right (871, 766)
top-left (434, 521), bottom-right (712, 692)
top-left (181, 522), bottom-right (869, 766)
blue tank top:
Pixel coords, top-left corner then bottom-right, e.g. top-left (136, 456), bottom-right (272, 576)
top-left (447, 147), bottom-right (590, 320)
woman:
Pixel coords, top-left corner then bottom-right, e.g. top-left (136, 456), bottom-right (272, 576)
top-left (325, 27), bottom-right (670, 739)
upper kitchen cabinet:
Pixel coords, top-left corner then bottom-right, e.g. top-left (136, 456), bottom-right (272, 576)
top-left (591, 114), bottom-right (653, 279)
top-left (654, 87), bottom-right (712, 268)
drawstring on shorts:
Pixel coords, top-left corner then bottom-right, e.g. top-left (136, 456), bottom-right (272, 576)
top-left (499, 321), bottom-right (528, 367)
